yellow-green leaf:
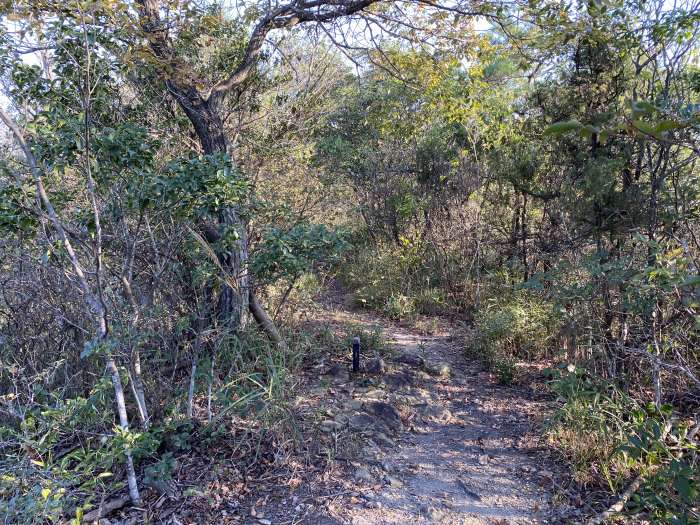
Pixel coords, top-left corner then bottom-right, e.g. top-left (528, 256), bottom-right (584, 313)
top-left (543, 120), bottom-right (582, 135)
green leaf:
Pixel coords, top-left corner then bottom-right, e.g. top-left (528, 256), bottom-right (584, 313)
top-left (682, 275), bottom-right (700, 287)
top-left (80, 338), bottom-right (115, 359)
top-left (579, 124), bottom-right (601, 137)
top-left (81, 339), bottom-right (99, 359)
top-left (654, 119), bottom-right (683, 133)
top-left (674, 476), bottom-right (691, 499)
top-left (631, 100), bottom-right (657, 117)
top-left (632, 120), bottom-right (657, 136)
top-left (543, 120), bottom-right (582, 135)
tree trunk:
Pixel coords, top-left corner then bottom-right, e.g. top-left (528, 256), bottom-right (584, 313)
top-left (137, 0), bottom-right (293, 339)
top-left (106, 355), bottom-right (141, 504)
top-left (171, 91), bottom-right (250, 328)
top-left (217, 205), bottom-right (249, 329)
top-left (520, 191), bottom-right (529, 282)
top-left (250, 291), bottom-right (289, 351)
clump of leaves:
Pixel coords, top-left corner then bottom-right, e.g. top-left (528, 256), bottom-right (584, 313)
top-left (472, 291), bottom-right (561, 377)
top-left (250, 223), bottom-right (348, 284)
top-left (493, 356), bottom-right (518, 385)
top-left (339, 242), bottom-right (445, 319)
top-left (0, 377), bottom-right (128, 524)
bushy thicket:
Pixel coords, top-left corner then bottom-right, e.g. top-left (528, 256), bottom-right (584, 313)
top-left (546, 366), bottom-right (699, 523)
top-left (0, 6), bottom-right (351, 521)
top-left (473, 289), bottom-right (561, 383)
top-left (316, 1), bottom-right (700, 521)
top-left (1, 0), bottom-right (699, 522)
top-left (338, 241), bottom-right (449, 319)
top-left (0, 326), bottom-right (299, 522)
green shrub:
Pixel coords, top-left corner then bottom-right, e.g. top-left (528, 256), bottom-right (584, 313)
top-left (474, 291), bottom-right (561, 361)
top-left (493, 356), bottom-right (518, 385)
top-left (470, 291), bottom-right (560, 384)
top-left (0, 378), bottom-right (131, 523)
top-left (545, 364), bottom-right (635, 487)
top-left (413, 287), bottom-right (446, 315)
top-left (546, 365), bottom-right (699, 522)
top-left (338, 242), bottom-right (452, 319)
top-left (0, 325), bottom-right (306, 524)
top-left (347, 324), bottom-right (386, 354)
top-left (383, 293), bottom-right (416, 319)
top-left (347, 282), bottom-right (386, 310)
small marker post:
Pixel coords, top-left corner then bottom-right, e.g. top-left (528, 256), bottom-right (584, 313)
top-left (352, 336), bottom-right (360, 373)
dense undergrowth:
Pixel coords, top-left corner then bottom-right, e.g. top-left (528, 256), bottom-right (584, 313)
top-left (546, 368), bottom-right (699, 524)
top-left (0, 328), bottom-right (291, 522)
top-left (1, 0), bottom-right (699, 523)
top-left (338, 241), bottom-right (451, 319)
top-left (0, 310), bottom-right (384, 523)
top-left (339, 240), bottom-right (699, 522)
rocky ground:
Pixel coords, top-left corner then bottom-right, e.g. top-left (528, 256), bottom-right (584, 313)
top-left (93, 307), bottom-right (569, 525)
top-left (292, 311), bottom-right (560, 525)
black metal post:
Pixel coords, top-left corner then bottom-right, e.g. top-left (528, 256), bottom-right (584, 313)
top-left (352, 336), bottom-right (360, 373)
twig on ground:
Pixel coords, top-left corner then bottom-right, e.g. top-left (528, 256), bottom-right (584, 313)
top-left (585, 422), bottom-right (672, 525)
top-left (82, 494), bottom-right (131, 522)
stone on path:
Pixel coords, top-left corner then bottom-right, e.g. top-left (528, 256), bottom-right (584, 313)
top-left (365, 401), bottom-right (402, 432)
top-left (345, 399), bottom-right (364, 411)
top-left (372, 432), bottom-right (395, 448)
top-left (384, 370), bottom-right (415, 389)
top-left (384, 475), bottom-right (403, 487)
top-left (354, 467), bottom-right (373, 483)
top-left (323, 363), bottom-right (349, 382)
top-left (320, 419), bottom-right (343, 432)
top-left (423, 360), bottom-right (451, 378)
top-left (394, 352), bottom-right (424, 367)
top-left (364, 357), bottom-right (386, 374)
top-left (348, 413), bottom-right (390, 434)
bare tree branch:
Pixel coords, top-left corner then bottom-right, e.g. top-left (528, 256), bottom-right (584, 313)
top-left (208, 0), bottom-right (382, 101)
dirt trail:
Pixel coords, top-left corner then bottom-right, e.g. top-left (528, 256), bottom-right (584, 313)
top-left (219, 305), bottom-right (560, 525)
top-left (322, 314), bottom-right (556, 525)
top-left (93, 308), bottom-right (560, 525)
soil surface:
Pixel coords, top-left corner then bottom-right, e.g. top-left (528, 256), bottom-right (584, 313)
top-left (341, 328), bottom-right (551, 524)
top-left (97, 306), bottom-right (563, 525)
top-left (304, 309), bottom-right (557, 525)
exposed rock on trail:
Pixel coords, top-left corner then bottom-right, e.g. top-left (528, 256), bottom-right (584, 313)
top-left (315, 314), bottom-right (556, 525)
top-left (94, 309), bottom-right (560, 525)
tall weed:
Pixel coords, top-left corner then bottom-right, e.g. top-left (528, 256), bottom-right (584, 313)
top-left (338, 242), bottom-right (448, 319)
